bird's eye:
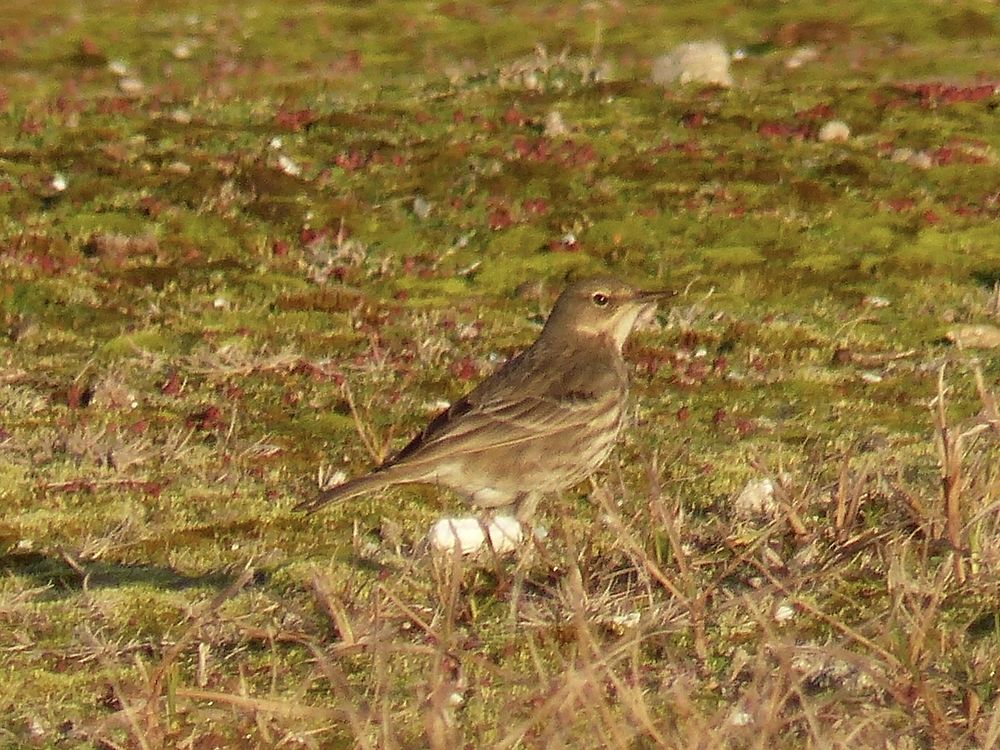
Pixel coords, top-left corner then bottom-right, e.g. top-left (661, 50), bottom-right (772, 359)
top-left (592, 292), bottom-right (610, 307)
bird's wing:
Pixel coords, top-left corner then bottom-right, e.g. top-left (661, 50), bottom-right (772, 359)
top-left (383, 386), bottom-right (615, 472)
top-left (381, 341), bottom-right (624, 472)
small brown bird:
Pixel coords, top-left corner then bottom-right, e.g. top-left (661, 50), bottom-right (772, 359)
top-left (297, 277), bottom-right (672, 520)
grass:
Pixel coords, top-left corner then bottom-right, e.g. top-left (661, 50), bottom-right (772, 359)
top-left (1, 0), bottom-right (1000, 747)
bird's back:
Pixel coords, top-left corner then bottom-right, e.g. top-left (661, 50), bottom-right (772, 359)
top-left (376, 336), bottom-right (628, 492)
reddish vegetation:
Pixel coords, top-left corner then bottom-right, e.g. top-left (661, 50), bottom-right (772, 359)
top-left (274, 108), bottom-right (319, 132)
top-left (161, 371), bottom-right (183, 396)
top-left (547, 236), bottom-right (580, 252)
top-left (451, 356), bottom-right (479, 381)
top-left (510, 136), bottom-right (598, 166)
top-left (681, 112), bottom-right (706, 128)
top-left (897, 81), bottom-right (997, 107)
top-left (653, 138), bottom-right (701, 157)
top-left (757, 120), bottom-right (813, 140)
top-left (521, 197), bottom-right (550, 215)
top-left (335, 150), bottom-right (369, 171)
top-left (488, 205), bottom-right (514, 230)
top-left (795, 103), bottom-right (835, 121)
top-left (886, 197), bottom-right (916, 212)
top-left (502, 107), bottom-right (527, 126)
top-left (187, 405), bottom-right (224, 431)
top-left (67, 384), bottom-right (92, 408)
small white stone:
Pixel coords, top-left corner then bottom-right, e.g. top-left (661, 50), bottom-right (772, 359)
top-left (652, 41), bottom-right (733, 88)
top-left (213, 296), bottom-right (229, 309)
top-left (412, 196), bottom-right (432, 219)
top-left (859, 371), bottom-right (883, 384)
top-left (734, 478), bottom-right (779, 520)
top-left (172, 41), bottom-right (193, 60)
top-left (16, 538), bottom-right (34, 550)
top-left (170, 108), bottom-right (192, 124)
top-left (50, 173), bottom-right (68, 192)
top-left (774, 602), bottom-right (795, 624)
top-left (269, 136), bottom-right (283, 149)
top-left (428, 515), bottom-right (523, 555)
top-left (166, 161), bottom-right (191, 175)
top-left (118, 77), bottom-right (145, 96)
top-left (890, 147), bottom-right (913, 163)
top-left (108, 59), bottom-right (130, 76)
top-left (728, 707), bottom-right (752, 727)
top-left (818, 120), bottom-right (850, 143)
top-left (544, 110), bottom-right (569, 137)
top-left (277, 155), bottom-right (301, 177)
top-left (785, 46), bottom-right (820, 70)
top-left (908, 151), bottom-right (933, 170)
top-left (862, 295), bottom-right (891, 308)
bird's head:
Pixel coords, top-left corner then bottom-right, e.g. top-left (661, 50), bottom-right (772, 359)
top-left (542, 276), bottom-right (674, 350)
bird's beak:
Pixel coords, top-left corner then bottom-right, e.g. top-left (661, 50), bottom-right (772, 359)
top-left (633, 289), bottom-right (676, 304)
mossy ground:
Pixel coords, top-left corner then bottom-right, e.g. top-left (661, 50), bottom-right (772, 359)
top-left (1, 1), bottom-right (1000, 747)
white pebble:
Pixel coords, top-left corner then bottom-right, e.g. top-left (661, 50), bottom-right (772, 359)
top-left (166, 161), bottom-right (191, 175)
top-left (108, 59), bottom-right (130, 76)
top-left (785, 46), bottom-right (820, 69)
top-left (774, 602), bottom-right (796, 624)
top-left (277, 155), bottom-right (301, 177)
top-left (118, 77), bottom-right (145, 96)
top-left (544, 110), bottom-right (569, 137)
top-left (728, 707), bottom-right (753, 727)
top-left (862, 295), bottom-right (891, 308)
top-left (818, 120), bottom-right (850, 143)
top-left (908, 151), bottom-right (933, 170)
top-left (652, 41), bottom-right (733, 88)
top-left (172, 41), bottom-right (193, 60)
top-left (50, 173), bottom-right (68, 192)
top-left (859, 371), bottom-right (883, 384)
top-left (734, 477), bottom-right (779, 521)
top-left (428, 516), bottom-right (523, 555)
top-left (412, 196), bottom-right (432, 219)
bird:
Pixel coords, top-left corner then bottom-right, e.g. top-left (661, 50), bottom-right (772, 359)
top-left (297, 276), bottom-right (673, 521)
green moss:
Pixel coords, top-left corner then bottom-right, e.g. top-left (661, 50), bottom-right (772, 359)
top-left (98, 327), bottom-right (180, 357)
top-left (3, 0), bottom-right (1000, 745)
top-left (701, 245), bottom-right (767, 268)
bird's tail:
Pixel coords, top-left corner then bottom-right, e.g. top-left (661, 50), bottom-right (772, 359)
top-left (295, 471), bottom-right (399, 514)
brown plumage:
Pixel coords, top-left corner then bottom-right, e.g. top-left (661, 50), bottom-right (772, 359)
top-left (297, 277), bottom-right (672, 520)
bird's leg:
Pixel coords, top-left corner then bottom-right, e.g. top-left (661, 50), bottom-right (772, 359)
top-left (514, 492), bottom-right (542, 523)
